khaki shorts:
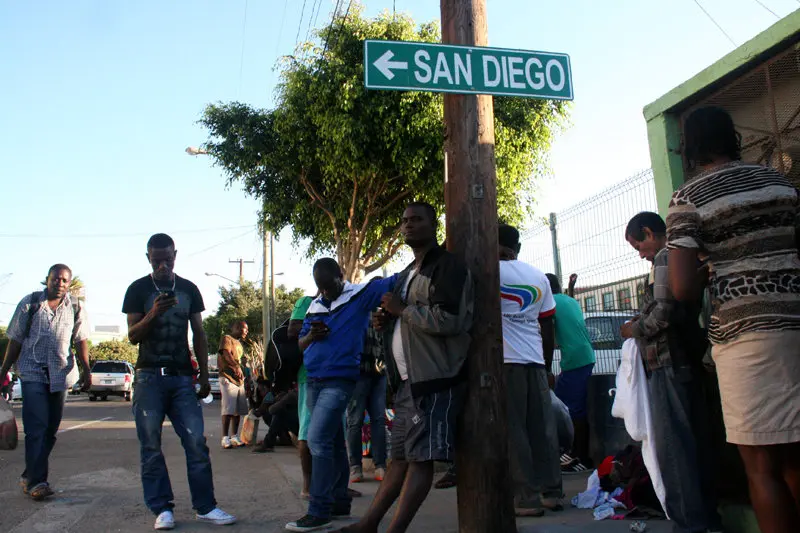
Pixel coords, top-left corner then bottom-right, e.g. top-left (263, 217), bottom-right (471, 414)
top-left (713, 330), bottom-right (800, 445)
top-left (220, 377), bottom-right (249, 417)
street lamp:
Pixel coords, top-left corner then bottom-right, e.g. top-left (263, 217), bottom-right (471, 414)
top-left (205, 272), bottom-right (239, 285)
top-left (186, 146), bottom-right (209, 156)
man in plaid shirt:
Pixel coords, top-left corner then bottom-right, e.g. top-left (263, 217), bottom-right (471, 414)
top-left (622, 212), bottom-right (721, 533)
top-left (0, 264), bottom-right (91, 501)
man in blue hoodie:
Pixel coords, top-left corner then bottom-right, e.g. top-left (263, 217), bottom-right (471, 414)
top-left (285, 258), bottom-right (397, 533)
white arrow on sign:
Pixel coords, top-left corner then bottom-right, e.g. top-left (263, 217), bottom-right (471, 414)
top-left (373, 50), bottom-right (408, 80)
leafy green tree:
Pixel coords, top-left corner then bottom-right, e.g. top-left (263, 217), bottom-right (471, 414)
top-left (202, 281), bottom-right (309, 352)
top-left (199, 5), bottom-right (567, 281)
top-left (89, 339), bottom-right (138, 366)
top-left (0, 326), bottom-right (8, 361)
top-left (40, 275), bottom-right (85, 301)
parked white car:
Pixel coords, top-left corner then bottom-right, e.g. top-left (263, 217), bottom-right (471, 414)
top-left (553, 311), bottom-right (635, 375)
top-left (208, 370), bottom-right (221, 397)
top-left (89, 360), bottom-right (135, 401)
top-left (11, 376), bottom-right (22, 401)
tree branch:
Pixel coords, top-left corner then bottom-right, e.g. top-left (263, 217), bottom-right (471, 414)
top-left (363, 235), bottom-right (404, 274)
top-left (300, 172), bottom-right (341, 251)
top-left (376, 187), bottom-right (413, 216)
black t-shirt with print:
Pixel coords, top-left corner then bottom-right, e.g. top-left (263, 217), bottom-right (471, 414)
top-left (122, 274), bottom-right (204, 371)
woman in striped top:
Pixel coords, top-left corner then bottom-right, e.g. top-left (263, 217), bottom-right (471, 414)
top-left (666, 106), bottom-right (800, 533)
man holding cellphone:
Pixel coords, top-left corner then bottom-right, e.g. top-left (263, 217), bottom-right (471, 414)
top-left (123, 233), bottom-right (235, 531)
top-left (284, 258), bottom-right (397, 532)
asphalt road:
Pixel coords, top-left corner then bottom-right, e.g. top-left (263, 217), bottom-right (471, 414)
top-left (0, 396), bottom-right (670, 532)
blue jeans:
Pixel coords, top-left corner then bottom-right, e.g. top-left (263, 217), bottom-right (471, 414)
top-left (21, 381), bottom-right (66, 489)
top-left (133, 371), bottom-right (216, 515)
top-left (346, 374), bottom-right (387, 469)
top-left (307, 377), bottom-right (356, 519)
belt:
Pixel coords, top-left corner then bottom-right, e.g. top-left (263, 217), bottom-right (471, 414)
top-left (137, 367), bottom-right (194, 377)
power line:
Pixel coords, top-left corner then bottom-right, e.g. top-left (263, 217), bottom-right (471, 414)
top-left (312, 0), bottom-right (324, 28)
top-left (185, 229), bottom-right (257, 258)
top-left (305, 0), bottom-right (322, 44)
top-left (319, 0), bottom-right (344, 60)
top-left (274, 0), bottom-right (289, 58)
top-left (237, 0), bottom-right (249, 97)
top-left (691, 0), bottom-right (736, 46)
top-left (752, 0), bottom-right (780, 18)
top-left (0, 225), bottom-right (256, 239)
top-left (295, 0), bottom-right (309, 49)
top-left (327, 0), bottom-right (353, 57)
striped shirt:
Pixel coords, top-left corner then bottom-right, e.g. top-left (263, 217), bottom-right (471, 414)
top-left (6, 292), bottom-right (89, 392)
top-left (666, 162), bottom-right (800, 344)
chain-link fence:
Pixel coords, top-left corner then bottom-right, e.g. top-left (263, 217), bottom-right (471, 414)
top-left (520, 169), bottom-right (658, 374)
top-left (680, 43), bottom-right (800, 188)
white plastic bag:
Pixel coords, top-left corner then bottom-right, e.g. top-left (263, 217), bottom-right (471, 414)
top-left (0, 396), bottom-right (18, 450)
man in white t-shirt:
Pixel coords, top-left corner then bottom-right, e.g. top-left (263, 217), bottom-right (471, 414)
top-left (499, 224), bottom-right (563, 518)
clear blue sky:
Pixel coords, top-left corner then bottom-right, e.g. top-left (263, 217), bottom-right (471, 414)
top-left (1, 0), bottom-right (796, 331)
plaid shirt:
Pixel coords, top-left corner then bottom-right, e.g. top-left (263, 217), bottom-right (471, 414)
top-left (632, 248), bottom-right (676, 373)
top-left (6, 291), bottom-right (89, 392)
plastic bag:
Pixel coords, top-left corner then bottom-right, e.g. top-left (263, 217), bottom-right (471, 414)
top-left (240, 411), bottom-right (259, 446)
top-left (0, 396), bottom-right (18, 450)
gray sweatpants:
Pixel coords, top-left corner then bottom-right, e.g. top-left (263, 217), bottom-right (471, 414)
top-left (505, 364), bottom-right (562, 507)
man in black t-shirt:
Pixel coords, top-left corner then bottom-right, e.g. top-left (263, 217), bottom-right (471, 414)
top-left (123, 233), bottom-right (236, 530)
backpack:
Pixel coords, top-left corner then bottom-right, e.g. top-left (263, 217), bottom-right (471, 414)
top-left (24, 291), bottom-right (81, 344)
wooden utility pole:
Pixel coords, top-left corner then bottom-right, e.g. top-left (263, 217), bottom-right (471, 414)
top-left (440, 1), bottom-right (516, 532)
top-left (229, 257), bottom-right (254, 285)
top-left (262, 232), bottom-right (272, 346)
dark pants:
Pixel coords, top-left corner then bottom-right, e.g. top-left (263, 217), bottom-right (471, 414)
top-left (648, 366), bottom-right (721, 533)
top-left (307, 377), bottom-right (355, 519)
top-left (346, 373), bottom-right (387, 469)
top-left (265, 404), bottom-right (299, 445)
top-left (133, 371), bottom-right (216, 516)
top-left (505, 364), bottom-right (562, 507)
top-left (21, 381), bottom-right (66, 489)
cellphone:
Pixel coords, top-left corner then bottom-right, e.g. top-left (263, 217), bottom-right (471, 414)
top-left (160, 290), bottom-right (176, 299)
top-left (311, 321), bottom-right (330, 330)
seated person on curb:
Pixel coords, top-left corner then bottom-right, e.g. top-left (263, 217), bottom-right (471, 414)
top-left (253, 388), bottom-right (299, 453)
top-left (335, 201), bottom-right (473, 533)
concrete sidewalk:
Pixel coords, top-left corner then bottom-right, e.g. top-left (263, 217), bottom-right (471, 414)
top-left (272, 451), bottom-right (671, 533)
top-left (0, 399), bottom-right (673, 532)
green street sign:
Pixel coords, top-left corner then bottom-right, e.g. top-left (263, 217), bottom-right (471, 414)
top-left (364, 40), bottom-right (573, 100)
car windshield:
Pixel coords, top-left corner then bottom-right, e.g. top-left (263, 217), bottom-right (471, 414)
top-left (91, 362), bottom-right (130, 374)
top-left (585, 315), bottom-right (633, 349)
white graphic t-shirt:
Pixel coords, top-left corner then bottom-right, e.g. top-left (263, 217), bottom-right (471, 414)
top-left (500, 260), bottom-right (556, 365)
top-left (391, 272), bottom-right (415, 381)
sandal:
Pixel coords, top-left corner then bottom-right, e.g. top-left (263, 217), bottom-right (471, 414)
top-left (19, 477), bottom-right (28, 495)
top-left (29, 482), bottom-right (54, 501)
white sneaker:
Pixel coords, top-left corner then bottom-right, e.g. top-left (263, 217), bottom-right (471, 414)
top-left (154, 510), bottom-right (175, 530)
top-left (230, 435), bottom-right (244, 447)
top-left (196, 507), bottom-right (237, 525)
top-left (221, 436), bottom-right (232, 449)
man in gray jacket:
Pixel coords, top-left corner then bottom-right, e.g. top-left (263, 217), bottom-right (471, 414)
top-left (336, 202), bottom-right (473, 533)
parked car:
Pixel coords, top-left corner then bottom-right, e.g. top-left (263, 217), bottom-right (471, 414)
top-left (11, 375), bottom-right (22, 401)
top-left (209, 370), bottom-right (221, 397)
top-left (89, 360), bottom-right (134, 401)
top-left (553, 311), bottom-right (635, 375)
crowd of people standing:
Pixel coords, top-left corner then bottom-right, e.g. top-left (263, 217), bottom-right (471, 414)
top-left (1, 106), bottom-right (798, 533)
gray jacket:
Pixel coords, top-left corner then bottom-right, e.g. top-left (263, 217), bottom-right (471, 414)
top-left (383, 245), bottom-right (474, 397)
